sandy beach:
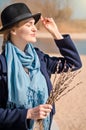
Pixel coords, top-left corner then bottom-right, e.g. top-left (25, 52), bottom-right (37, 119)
top-left (37, 32), bottom-right (86, 130)
top-left (37, 31), bottom-right (86, 40)
top-left (52, 55), bottom-right (86, 130)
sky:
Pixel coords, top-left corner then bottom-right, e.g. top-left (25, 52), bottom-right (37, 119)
top-left (69, 0), bottom-right (86, 19)
top-left (0, 0), bottom-right (86, 19)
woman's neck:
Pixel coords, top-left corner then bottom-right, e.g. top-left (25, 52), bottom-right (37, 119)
top-left (11, 38), bottom-right (27, 51)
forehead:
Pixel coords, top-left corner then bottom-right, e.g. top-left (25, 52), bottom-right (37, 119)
top-left (13, 18), bottom-right (35, 28)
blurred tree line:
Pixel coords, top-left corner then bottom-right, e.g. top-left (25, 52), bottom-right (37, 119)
top-left (0, 0), bottom-right (72, 29)
top-left (10, 0), bottom-right (72, 21)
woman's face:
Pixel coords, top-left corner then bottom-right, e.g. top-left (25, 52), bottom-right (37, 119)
top-left (11, 18), bottom-right (37, 44)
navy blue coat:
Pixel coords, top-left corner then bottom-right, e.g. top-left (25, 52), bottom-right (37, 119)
top-left (0, 35), bottom-right (82, 130)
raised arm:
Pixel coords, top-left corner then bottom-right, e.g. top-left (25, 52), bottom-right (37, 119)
top-left (39, 17), bottom-right (82, 74)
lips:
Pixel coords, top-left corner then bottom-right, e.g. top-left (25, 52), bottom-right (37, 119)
top-left (30, 34), bottom-right (36, 37)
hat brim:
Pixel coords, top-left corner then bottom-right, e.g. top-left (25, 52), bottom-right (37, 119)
top-left (0, 12), bottom-right (41, 33)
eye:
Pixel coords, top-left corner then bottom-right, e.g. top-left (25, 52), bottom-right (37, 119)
top-left (25, 23), bottom-right (31, 27)
top-left (26, 20), bottom-right (35, 27)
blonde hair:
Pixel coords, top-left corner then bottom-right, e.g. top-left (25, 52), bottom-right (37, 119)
top-left (2, 22), bottom-right (19, 50)
top-left (2, 21), bottom-right (23, 50)
top-left (2, 29), bottom-right (11, 50)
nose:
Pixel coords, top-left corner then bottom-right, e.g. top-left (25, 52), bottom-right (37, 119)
top-left (32, 25), bottom-right (37, 32)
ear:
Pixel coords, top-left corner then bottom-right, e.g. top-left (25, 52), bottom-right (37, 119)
top-left (10, 28), bottom-right (17, 35)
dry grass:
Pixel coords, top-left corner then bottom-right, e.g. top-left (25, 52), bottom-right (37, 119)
top-left (24, 55), bottom-right (86, 130)
top-left (33, 61), bottom-right (81, 130)
top-left (53, 55), bottom-right (86, 130)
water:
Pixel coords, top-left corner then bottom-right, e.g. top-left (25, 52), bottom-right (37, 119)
top-left (0, 36), bottom-right (86, 55)
top-left (36, 38), bottom-right (86, 55)
top-left (73, 39), bottom-right (86, 55)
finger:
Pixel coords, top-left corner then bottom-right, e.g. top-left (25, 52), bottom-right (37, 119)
top-left (31, 111), bottom-right (47, 119)
top-left (40, 111), bottom-right (49, 119)
top-left (28, 105), bottom-right (52, 120)
top-left (40, 16), bottom-right (44, 21)
top-left (33, 105), bottom-right (52, 114)
top-left (44, 17), bottom-right (53, 22)
top-left (42, 104), bottom-right (52, 109)
top-left (33, 104), bottom-right (52, 116)
top-left (40, 104), bottom-right (52, 114)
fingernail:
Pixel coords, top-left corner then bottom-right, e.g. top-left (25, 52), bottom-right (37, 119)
top-left (50, 105), bottom-right (52, 109)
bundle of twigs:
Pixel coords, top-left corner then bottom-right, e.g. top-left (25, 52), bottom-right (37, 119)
top-left (33, 60), bottom-right (81, 130)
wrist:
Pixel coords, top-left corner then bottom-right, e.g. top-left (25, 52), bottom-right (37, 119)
top-left (52, 32), bottom-right (63, 40)
top-left (26, 109), bottom-right (32, 119)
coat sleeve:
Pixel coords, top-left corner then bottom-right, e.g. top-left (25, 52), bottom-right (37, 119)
top-left (37, 35), bottom-right (82, 74)
top-left (0, 108), bottom-right (29, 129)
top-left (54, 35), bottom-right (82, 72)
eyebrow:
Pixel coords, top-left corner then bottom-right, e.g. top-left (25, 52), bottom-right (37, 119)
top-left (28, 21), bottom-right (35, 24)
top-left (25, 19), bottom-right (35, 24)
top-left (18, 19), bottom-right (35, 26)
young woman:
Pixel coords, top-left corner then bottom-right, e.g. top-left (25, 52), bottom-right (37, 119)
top-left (0, 2), bottom-right (82, 130)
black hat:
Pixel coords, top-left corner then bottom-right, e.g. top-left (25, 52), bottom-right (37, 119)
top-left (0, 3), bottom-right (41, 33)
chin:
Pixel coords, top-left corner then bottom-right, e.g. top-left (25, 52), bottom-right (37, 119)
top-left (30, 39), bottom-right (37, 43)
top-left (27, 37), bottom-right (37, 43)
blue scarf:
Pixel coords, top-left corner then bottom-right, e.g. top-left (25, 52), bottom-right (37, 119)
top-left (5, 41), bottom-right (50, 130)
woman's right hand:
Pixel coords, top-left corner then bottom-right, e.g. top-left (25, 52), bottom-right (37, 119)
top-left (26, 104), bottom-right (52, 120)
top-left (41, 16), bottom-right (63, 40)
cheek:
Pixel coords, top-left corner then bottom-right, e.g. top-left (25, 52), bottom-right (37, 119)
top-left (16, 28), bottom-right (32, 41)
top-left (18, 28), bottom-right (30, 36)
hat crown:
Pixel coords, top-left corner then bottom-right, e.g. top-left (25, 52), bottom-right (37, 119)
top-left (0, 3), bottom-right (41, 33)
top-left (1, 3), bottom-right (32, 26)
